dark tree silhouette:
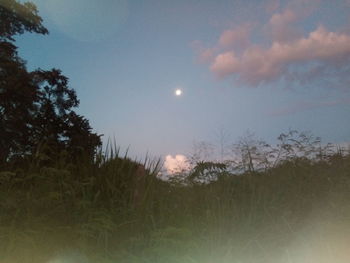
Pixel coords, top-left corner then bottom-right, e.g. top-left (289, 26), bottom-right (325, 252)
top-left (63, 112), bottom-right (102, 163)
top-left (0, 0), bottom-right (48, 41)
top-left (0, 0), bottom-right (101, 167)
top-left (0, 43), bottom-right (38, 164)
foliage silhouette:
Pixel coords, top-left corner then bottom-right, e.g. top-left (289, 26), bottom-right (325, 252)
top-left (0, 0), bottom-right (101, 167)
top-left (0, 0), bottom-right (48, 41)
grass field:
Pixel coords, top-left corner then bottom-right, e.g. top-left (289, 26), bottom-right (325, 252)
top-left (0, 149), bottom-right (349, 263)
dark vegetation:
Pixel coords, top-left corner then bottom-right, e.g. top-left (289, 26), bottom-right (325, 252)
top-left (1, 1), bottom-right (350, 262)
top-left (0, 0), bottom-right (101, 169)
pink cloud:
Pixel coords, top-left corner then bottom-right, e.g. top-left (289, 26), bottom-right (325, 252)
top-left (192, 25), bottom-right (251, 64)
top-left (194, 1), bottom-right (350, 88)
top-left (191, 40), bottom-right (217, 63)
top-left (198, 48), bottom-right (216, 63)
top-left (218, 24), bottom-right (251, 49)
top-left (210, 51), bottom-right (240, 78)
top-left (269, 97), bottom-right (350, 116)
top-left (286, 0), bottom-right (322, 18)
top-left (164, 154), bottom-right (190, 174)
top-left (265, 0), bottom-right (321, 16)
top-left (210, 26), bottom-right (350, 85)
top-left (267, 9), bottom-right (301, 43)
top-left (269, 9), bottom-right (296, 26)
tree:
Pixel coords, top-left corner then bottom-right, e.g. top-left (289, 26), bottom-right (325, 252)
top-left (230, 131), bottom-right (274, 174)
top-left (63, 112), bottom-right (102, 162)
top-left (188, 161), bottom-right (227, 184)
top-left (1, 0), bottom-right (48, 165)
top-left (270, 129), bottom-right (329, 167)
top-left (0, 0), bottom-right (48, 41)
top-left (189, 140), bottom-right (215, 166)
top-left (213, 126), bottom-right (231, 162)
top-left (0, 0), bottom-right (101, 167)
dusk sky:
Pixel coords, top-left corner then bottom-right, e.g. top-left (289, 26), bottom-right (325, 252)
top-left (17, 0), bottom-right (350, 166)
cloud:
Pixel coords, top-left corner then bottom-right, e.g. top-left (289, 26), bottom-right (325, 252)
top-left (210, 51), bottom-right (239, 77)
top-left (191, 40), bottom-right (217, 63)
top-left (194, 1), bottom-right (350, 88)
top-left (210, 26), bottom-right (350, 85)
top-left (269, 9), bottom-right (296, 26)
top-left (267, 9), bottom-right (301, 43)
top-left (269, 97), bottom-right (350, 116)
top-left (286, 0), bottom-right (322, 17)
top-left (192, 24), bottom-right (251, 64)
top-left (198, 48), bottom-right (217, 63)
top-left (218, 24), bottom-right (251, 49)
top-left (164, 154), bottom-right (191, 174)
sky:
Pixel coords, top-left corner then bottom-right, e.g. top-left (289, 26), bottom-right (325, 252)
top-left (16, 0), bottom-right (350, 171)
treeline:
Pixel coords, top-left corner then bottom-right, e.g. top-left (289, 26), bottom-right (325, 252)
top-left (0, 0), bottom-right (101, 170)
top-left (181, 130), bottom-right (350, 184)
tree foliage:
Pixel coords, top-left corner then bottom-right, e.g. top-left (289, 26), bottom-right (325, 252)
top-left (0, 0), bottom-right (48, 41)
top-left (230, 130), bottom-right (338, 174)
top-left (185, 129), bottom-right (345, 182)
top-left (189, 161), bottom-right (227, 183)
top-left (0, 0), bottom-right (101, 167)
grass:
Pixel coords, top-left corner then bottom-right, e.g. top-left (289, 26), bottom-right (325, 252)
top-left (0, 149), bottom-right (349, 263)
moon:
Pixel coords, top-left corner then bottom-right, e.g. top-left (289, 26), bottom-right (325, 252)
top-left (175, 89), bottom-right (182, 96)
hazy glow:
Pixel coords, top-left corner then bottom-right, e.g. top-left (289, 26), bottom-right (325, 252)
top-left (164, 154), bottom-right (190, 174)
top-left (175, 89), bottom-right (182, 96)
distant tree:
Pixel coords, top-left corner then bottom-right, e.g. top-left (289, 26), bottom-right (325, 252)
top-left (213, 126), bottom-right (231, 161)
top-left (0, 0), bottom-right (101, 167)
top-left (269, 129), bottom-right (324, 167)
top-left (189, 140), bottom-right (215, 166)
top-left (230, 131), bottom-right (273, 174)
top-left (188, 161), bottom-right (227, 184)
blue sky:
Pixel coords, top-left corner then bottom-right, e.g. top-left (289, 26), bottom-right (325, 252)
top-left (16, 0), bottom-right (350, 162)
